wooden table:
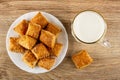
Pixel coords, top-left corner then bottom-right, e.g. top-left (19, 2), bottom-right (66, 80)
top-left (0, 0), bottom-right (120, 80)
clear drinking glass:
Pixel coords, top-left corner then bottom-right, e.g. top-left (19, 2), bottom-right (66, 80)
top-left (71, 10), bottom-right (111, 48)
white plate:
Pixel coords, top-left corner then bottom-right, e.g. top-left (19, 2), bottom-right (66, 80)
top-left (6, 11), bottom-right (68, 73)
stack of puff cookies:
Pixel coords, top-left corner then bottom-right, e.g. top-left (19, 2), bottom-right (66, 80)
top-left (9, 12), bottom-right (63, 70)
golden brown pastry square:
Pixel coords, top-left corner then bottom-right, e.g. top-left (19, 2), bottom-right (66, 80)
top-left (49, 43), bottom-right (63, 57)
top-left (31, 12), bottom-right (48, 28)
top-left (22, 51), bottom-right (37, 68)
top-left (38, 57), bottom-right (55, 70)
top-left (39, 30), bottom-right (56, 48)
top-left (18, 35), bottom-right (37, 49)
top-left (9, 37), bottom-right (25, 53)
top-left (14, 20), bottom-right (28, 35)
top-left (31, 43), bottom-right (50, 59)
top-left (26, 23), bottom-right (41, 39)
top-left (46, 23), bottom-right (61, 36)
top-left (72, 50), bottom-right (93, 69)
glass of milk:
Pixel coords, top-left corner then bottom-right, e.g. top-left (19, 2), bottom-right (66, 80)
top-left (71, 10), bottom-right (111, 47)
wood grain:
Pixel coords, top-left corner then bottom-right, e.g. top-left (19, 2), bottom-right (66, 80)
top-left (0, 0), bottom-right (120, 80)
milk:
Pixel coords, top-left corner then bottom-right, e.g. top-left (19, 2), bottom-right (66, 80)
top-left (72, 11), bottom-right (106, 43)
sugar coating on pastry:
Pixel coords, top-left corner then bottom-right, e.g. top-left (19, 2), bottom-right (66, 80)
top-left (31, 43), bottom-right (50, 59)
top-left (18, 35), bottom-right (37, 49)
top-left (14, 20), bottom-right (28, 35)
top-left (9, 37), bottom-right (25, 53)
top-left (38, 57), bottom-right (55, 70)
top-left (50, 43), bottom-right (63, 57)
top-left (45, 23), bottom-right (61, 36)
top-left (26, 23), bottom-right (41, 39)
top-left (72, 50), bottom-right (93, 69)
top-left (31, 12), bottom-right (48, 28)
top-left (22, 51), bottom-right (38, 68)
top-left (39, 30), bottom-right (56, 48)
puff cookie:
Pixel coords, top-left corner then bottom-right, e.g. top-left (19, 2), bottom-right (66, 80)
top-left (72, 50), bottom-right (93, 69)
top-left (18, 35), bottom-right (37, 49)
top-left (26, 23), bottom-right (41, 39)
top-left (32, 43), bottom-right (50, 59)
top-left (22, 51), bottom-right (37, 68)
top-left (46, 23), bottom-right (61, 36)
top-left (9, 37), bottom-right (25, 53)
top-left (31, 12), bottom-right (48, 28)
top-left (49, 43), bottom-right (63, 57)
top-left (38, 57), bottom-right (55, 70)
top-left (39, 30), bottom-right (56, 48)
top-left (14, 20), bottom-right (28, 35)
